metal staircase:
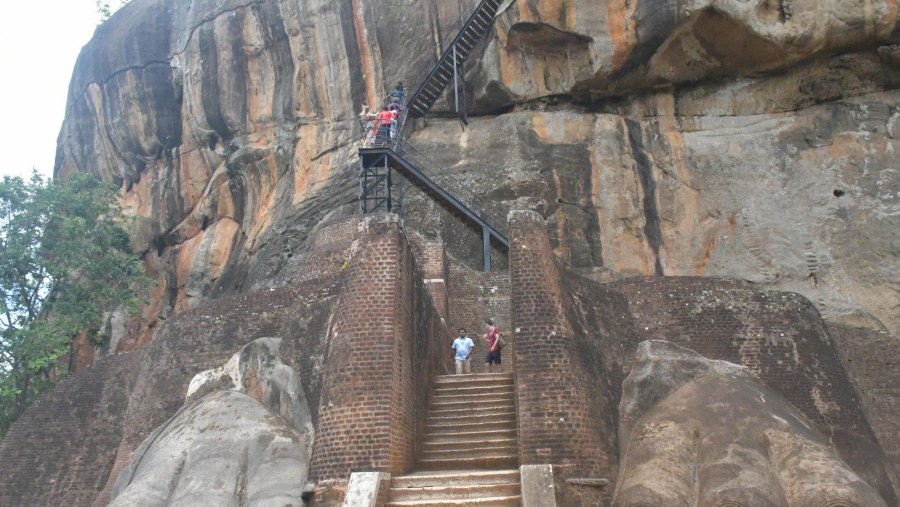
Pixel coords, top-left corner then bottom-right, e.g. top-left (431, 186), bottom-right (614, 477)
top-left (358, 0), bottom-right (508, 272)
top-left (406, 0), bottom-right (506, 118)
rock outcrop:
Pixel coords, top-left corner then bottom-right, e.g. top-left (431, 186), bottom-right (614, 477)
top-left (109, 391), bottom-right (308, 507)
top-left (614, 340), bottom-right (887, 507)
top-left (109, 337), bottom-right (313, 507)
top-left (54, 0), bottom-right (900, 357)
top-left (27, 0), bottom-right (900, 504)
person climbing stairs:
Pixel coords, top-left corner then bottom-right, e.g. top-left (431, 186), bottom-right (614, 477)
top-left (386, 372), bottom-right (520, 506)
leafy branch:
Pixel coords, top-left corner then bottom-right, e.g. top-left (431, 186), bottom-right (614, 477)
top-left (0, 172), bottom-right (151, 439)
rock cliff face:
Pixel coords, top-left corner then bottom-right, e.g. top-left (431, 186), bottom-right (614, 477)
top-left (56, 1), bottom-right (899, 349)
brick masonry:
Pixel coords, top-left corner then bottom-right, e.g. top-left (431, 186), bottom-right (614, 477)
top-left (446, 255), bottom-right (513, 373)
top-left (508, 210), bottom-right (898, 506)
top-left (0, 214), bottom-right (451, 506)
top-left (829, 324), bottom-right (900, 494)
top-left (302, 215), bottom-right (452, 483)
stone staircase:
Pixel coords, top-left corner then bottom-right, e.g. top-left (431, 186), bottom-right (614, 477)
top-left (387, 373), bottom-right (520, 506)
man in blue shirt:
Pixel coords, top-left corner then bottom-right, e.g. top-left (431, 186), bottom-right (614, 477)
top-left (451, 328), bottom-right (475, 375)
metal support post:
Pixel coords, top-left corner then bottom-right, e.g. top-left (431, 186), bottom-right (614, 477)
top-left (483, 226), bottom-right (492, 272)
top-left (384, 156), bottom-right (392, 212)
top-left (397, 171), bottom-right (403, 217)
top-left (358, 158), bottom-right (365, 214)
top-left (453, 45), bottom-right (459, 115)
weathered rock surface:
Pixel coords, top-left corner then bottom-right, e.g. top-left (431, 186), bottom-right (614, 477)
top-left (614, 340), bottom-right (887, 507)
top-left (53, 0), bottom-right (900, 354)
top-left (406, 87), bottom-right (900, 335)
top-left (108, 390), bottom-right (308, 507)
top-left (109, 338), bottom-right (313, 506)
top-left (186, 337), bottom-right (315, 440)
top-left (470, 0), bottom-right (900, 106)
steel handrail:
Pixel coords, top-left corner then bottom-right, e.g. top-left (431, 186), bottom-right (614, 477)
top-left (358, 0), bottom-right (508, 239)
top-left (392, 137), bottom-right (508, 237)
top-left (404, 0), bottom-right (494, 113)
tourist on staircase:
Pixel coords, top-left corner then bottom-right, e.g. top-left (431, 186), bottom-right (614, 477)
top-left (390, 81), bottom-right (405, 104)
top-left (374, 106), bottom-right (397, 146)
top-left (451, 328), bottom-right (475, 375)
top-left (359, 105), bottom-right (377, 148)
top-left (483, 319), bottom-right (503, 373)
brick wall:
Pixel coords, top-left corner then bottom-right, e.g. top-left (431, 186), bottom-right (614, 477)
top-left (0, 215), bottom-right (361, 506)
top-left (508, 210), bottom-right (897, 506)
top-left (296, 216), bottom-right (363, 285)
top-left (309, 214), bottom-right (450, 483)
top-left (408, 232), bottom-right (450, 321)
top-left (829, 324), bottom-right (900, 494)
top-left (446, 256), bottom-right (513, 373)
top-left (508, 211), bottom-right (618, 506)
top-left (0, 352), bottom-right (141, 506)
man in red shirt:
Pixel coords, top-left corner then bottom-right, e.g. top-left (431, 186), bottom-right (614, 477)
top-left (483, 319), bottom-right (502, 373)
top-left (374, 106), bottom-right (397, 145)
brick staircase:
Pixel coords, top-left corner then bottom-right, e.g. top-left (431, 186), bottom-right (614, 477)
top-left (387, 372), bottom-right (520, 506)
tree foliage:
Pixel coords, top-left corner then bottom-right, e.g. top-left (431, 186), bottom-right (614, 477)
top-left (96, 0), bottom-right (131, 22)
top-left (0, 172), bottom-right (149, 439)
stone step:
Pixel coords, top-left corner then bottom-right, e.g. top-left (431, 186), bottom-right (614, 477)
top-left (422, 438), bottom-right (517, 452)
top-left (431, 390), bottom-right (514, 401)
top-left (421, 446), bottom-right (518, 461)
top-left (430, 396), bottom-right (515, 409)
top-left (428, 405), bottom-right (515, 418)
top-left (386, 495), bottom-right (521, 507)
top-left (428, 410), bottom-right (517, 425)
top-left (426, 419), bottom-right (516, 433)
top-left (392, 470), bottom-right (520, 489)
top-left (417, 454), bottom-right (519, 471)
top-left (424, 428), bottom-right (516, 444)
top-left (389, 483), bottom-right (521, 502)
top-left (433, 384), bottom-right (515, 396)
top-left (434, 373), bottom-right (513, 385)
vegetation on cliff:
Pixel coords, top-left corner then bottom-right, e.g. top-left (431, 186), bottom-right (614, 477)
top-left (95, 0), bottom-right (130, 21)
top-left (0, 173), bottom-right (149, 439)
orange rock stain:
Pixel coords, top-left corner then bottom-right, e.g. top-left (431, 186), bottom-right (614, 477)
top-left (607, 0), bottom-right (638, 70)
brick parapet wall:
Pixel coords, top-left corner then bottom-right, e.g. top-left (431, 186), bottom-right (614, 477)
top-left (0, 351), bottom-right (142, 506)
top-left (829, 324), bottom-right (900, 494)
top-left (0, 215), bottom-right (360, 506)
top-left (508, 210), bottom-right (896, 506)
top-left (446, 256), bottom-right (512, 374)
top-left (310, 214), bottom-right (450, 483)
top-left (408, 232), bottom-right (450, 321)
top-left (508, 211), bottom-right (616, 506)
top-left (296, 216), bottom-right (363, 285)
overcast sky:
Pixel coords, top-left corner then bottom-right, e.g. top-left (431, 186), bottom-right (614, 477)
top-left (0, 1), bottom-right (104, 180)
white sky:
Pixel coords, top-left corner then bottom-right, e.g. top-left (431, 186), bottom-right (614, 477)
top-left (0, 1), bottom-right (104, 180)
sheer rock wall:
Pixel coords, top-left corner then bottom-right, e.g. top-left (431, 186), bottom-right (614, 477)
top-left (54, 0), bottom-right (900, 353)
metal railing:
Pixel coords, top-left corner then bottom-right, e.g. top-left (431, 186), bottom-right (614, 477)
top-left (391, 137), bottom-right (508, 239)
top-left (357, 0), bottom-right (508, 239)
top-left (403, 0), bottom-right (494, 110)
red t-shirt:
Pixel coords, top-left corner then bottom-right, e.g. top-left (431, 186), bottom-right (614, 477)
top-left (487, 327), bottom-right (500, 349)
top-left (375, 110), bottom-right (395, 128)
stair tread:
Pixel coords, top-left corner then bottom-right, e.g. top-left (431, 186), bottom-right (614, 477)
top-left (398, 469), bottom-right (520, 478)
top-left (391, 483), bottom-right (520, 492)
top-left (429, 405), bottom-right (514, 413)
top-left (425, 428), bottom-right (515, 437)
top-left (392, 471), bottom-right (521, 489)
top-left (387, 496), bottom-right (521, 507)
top-left (422, 448), bottom-right (518, 458)
top-left (429, 411), bottom-right (517, 421)
top-left (427, 419), bottom-right (516, 427)
top-left (432, 393), bottom-right (514, 401)
top-left (423, 438), bottom-right (517, 447)
top-left (389, 483), bottom-right (521, 502)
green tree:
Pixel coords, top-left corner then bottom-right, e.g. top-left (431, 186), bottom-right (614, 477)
top-left (96, 0), bottom-right (131, 22)
top-left (0, 172), bottom-right (149, 439)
